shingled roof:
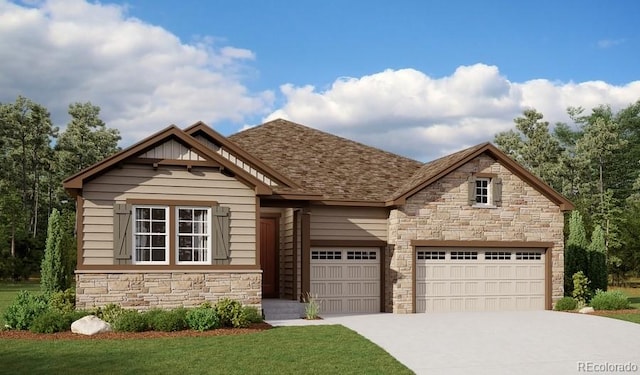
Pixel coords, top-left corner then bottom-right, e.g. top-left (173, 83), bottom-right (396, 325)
top-left (228, 119), bottom-right (423, 201)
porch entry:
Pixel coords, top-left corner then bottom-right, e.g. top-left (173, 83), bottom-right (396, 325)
top-left (260, 217), bottom-right (279, 298)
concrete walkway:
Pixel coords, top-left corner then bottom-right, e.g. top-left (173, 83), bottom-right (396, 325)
top-left (268, 311), bottom-right (640, 375)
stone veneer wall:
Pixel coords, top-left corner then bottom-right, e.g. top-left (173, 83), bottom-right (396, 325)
top-left (386, 155), bottom-right (565, 313)
top-left (76, 271), bottom-right (262, 310)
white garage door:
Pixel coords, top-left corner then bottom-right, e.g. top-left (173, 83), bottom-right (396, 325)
top-left (416, 248), bottom-right (545, 313)
top-left (310, 247), bottom-right (380, 314)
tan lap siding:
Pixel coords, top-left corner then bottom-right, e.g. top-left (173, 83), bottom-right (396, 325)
top-left (81, 165), bottom-right (256, 266)
top-left (310, 207), bottom-right (388, 241)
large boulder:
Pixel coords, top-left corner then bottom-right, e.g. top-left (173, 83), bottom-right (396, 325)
top-left (71, 315), bottom-right (112, 336)
top-left (579, 306), bottom-right (595, 314)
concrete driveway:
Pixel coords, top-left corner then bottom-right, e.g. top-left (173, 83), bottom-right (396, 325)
top-left (297, 311), bottom-right (640, 375)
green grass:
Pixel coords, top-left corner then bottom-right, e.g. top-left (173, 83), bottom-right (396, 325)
top-left (0, 325), bottom-right (411, 375)
top-left (0, 280), bottom-right (40, 327)
top-left (596, 286), bottom-right (640, 324)
top-left (0, 282), bottom-right (410, 374)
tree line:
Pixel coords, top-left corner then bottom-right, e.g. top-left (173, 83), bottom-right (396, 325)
top-left (494, 101), bottom-right (640, 283)
top-left (0, 96), bottom-right (120, 279)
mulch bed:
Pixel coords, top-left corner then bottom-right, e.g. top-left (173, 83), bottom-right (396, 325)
top-left (589, 309), bottom-right (640, 316)
top-left (0, 322), bottom-right (272, 340)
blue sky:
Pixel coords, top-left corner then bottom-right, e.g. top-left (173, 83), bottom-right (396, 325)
top-left (0, 0), bottom-right (639, 161)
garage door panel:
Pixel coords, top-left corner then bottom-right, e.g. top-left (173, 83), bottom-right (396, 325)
top-left (416, 247), bottom-right (545, 312)
top-left (311, 247), bottom-right (380, 314)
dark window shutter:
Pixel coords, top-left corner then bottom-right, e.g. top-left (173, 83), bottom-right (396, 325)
top-left (492, 177), bottom-right (503, 206)
top-left (467, 176), bottom-right (476, 205)
top-left (113, 204), bottom-right (132, 261)
top-left (212, 206), bottom-right (230, 260)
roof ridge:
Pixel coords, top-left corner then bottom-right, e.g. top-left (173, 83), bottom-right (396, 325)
top-left (234, 118), bottom-right (423, 165)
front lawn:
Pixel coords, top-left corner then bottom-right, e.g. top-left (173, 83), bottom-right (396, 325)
top-left (0, 325), bottom-right (412, 375)
top-left (593, 286), bottom-right (640, 324)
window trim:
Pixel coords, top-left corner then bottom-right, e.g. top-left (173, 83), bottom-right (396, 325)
top-left (176, 206), bottom-right (212, 265)
top-left (129, 200), bottom-right (219, 266)
top-left (132, 205), bottom-right (170, 265)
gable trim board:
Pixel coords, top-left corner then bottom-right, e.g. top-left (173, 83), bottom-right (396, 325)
top-left (68, 119), bottom-right (571, 313)
top-left (63, 125), bottom-right (273, 196)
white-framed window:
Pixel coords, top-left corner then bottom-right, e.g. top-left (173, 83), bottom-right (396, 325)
top-left (469, 176), bottom-right (502, 207)
top-left (133, 206), bottom-right (169, 264)
top-left (176, 207), bottom-right (211, 264)
top-left (475, 178), bottom-right (491, 205)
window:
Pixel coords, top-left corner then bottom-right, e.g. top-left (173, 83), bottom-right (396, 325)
top-left (311, 251), bottom-right (342, 260)
top-left (475, 178), bottom-right (490, 204)
top-left (516, 252), bottom-right (542, 260)
top-left (451, 251), bottom-right (478, 260)
top-left (131, 204), bottom-right (216, 265)
top-left (417, 251), bottom-right (446, 260)
top-left (468, 176), bottom-right (502, 207)
top-left (485, 251), bottom-right (511, 260)
top-left (347, 251), bottom-right (377, 260)
top-left (177, 207), bottom-right (211, 264)
top-left (133, 206), bottom-right (169, 264)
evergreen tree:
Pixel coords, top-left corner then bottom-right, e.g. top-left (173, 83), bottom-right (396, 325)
top-left (40, 209), bottom-right (67, 293)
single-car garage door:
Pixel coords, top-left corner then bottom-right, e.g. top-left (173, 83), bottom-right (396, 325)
top-left (416, 248), bottom-right (545, 312)
top-left (310, 247), bottom-right (380, 313)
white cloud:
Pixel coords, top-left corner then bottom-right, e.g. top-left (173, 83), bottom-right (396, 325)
top-left (0, 0), bottom-right (273, 143)
top-left (266, 64), bottom-right (640, 161)
top-left (597, 38), bottom-right (626, 48)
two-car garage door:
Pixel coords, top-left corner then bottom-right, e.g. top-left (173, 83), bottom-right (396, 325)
top-left (310, 247), bottom-right (380, 314)
top-left (416, 248), bottom-right (546, 313)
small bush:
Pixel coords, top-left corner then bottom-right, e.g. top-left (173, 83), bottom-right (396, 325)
top-left (186, 303), bottom-right (220, 331)
top-left (49, 288), bottom-right (76, 314)
top-left (147, 308), bottom-right (188, 332)
top-left (241, 306), bottom-right (263, 324)
top-left (2, 291), bottom-right (49, 330)
top-left (95, 303), bottom-right (124, 324)
top-left (113, 310), bottom-right (147, 332)
top-left (554, 297), bottom-right (578, 311)
top-left (590, 290), bottom-right (630, 310)
top-left (572, 271), bottom-right (591, 307)
top-left (30, 310), bottom-right (72, 333)
top-left (215, 298), bottom-right (244, 327)
top-left (303, 292), bottom-right (321, 320)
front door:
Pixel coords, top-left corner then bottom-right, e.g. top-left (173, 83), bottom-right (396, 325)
top-left (260, 217), bottom-right (278, 298)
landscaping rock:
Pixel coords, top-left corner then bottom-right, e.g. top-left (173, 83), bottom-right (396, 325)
top-left (71, 315), bottom-right (112, 335)
top-left (579, 306), bottom-right (595, 314)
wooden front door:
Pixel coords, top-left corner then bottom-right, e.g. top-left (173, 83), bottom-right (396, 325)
top-left (260, 217), bottom-right (279, 298)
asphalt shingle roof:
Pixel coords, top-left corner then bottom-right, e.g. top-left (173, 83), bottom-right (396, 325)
top-left (228, 119), bottom-right (423, 201)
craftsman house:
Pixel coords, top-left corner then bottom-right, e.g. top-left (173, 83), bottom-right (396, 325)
top-left (64, 119), bottom-right (572, 314)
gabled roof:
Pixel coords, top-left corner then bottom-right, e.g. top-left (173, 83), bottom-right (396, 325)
top-left (228, 119), bottom-right (424, 202)
top-left (388, 142), bottom-right (574, 211)
top-left (183, 121), bottom-right (300, 189)
top-left (63, 125), bottom-right (272, 196)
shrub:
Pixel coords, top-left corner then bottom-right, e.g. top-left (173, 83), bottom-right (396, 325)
top-left (303, 292), bottom-right (321, 320)
top-left (215, 298), bottom-right (244, 327)
top-left (564, 244), bottom-right (588, 296)
top-left (590, 290), bottom-right (630, 310)
top-left (554, 297), bottom-right (578, 311)
top-left (95, 303), bottom-right (124, 324)
top-left (572, 271), bottom-right (591, 307)
top-left (147, 308), bottom-right (188, 332)
top-left (241, 306), bottom-right (263, 324)
top-left (186, 303), bottom-right (220, 331)
top-left (2, 290), bottom-right (49, 330)
top-left (113, 310), bottom-right (147, 332)
top-left (587, 251), bottom-right (608, 293)
top-left (41, 209), bottom-right (68, 293)
top-left (29, 310), bottom-right (72, 333)
top-left (49, 288), bottom-right (76, 314)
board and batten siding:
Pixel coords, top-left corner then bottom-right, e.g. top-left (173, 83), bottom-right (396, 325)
top-left (310, 206), bottom-right (388, 241)
top-left (81, 164), bottom-right (257, 266)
